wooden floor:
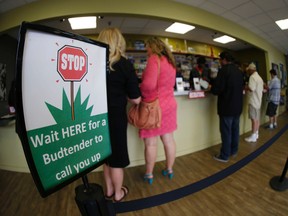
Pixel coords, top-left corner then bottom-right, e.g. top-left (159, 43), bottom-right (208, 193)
top-left (1, 113), bottom-right (288, 216)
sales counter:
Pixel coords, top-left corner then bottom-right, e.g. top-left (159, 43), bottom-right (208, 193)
top-left (0, 91), bottom-right (282, 172)
top-left (127, 91), bottom-right (252, 168)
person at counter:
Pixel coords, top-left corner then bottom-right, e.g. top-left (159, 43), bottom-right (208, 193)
top-left (174, 63), bottom-right (184, 90)
top-left (211, 51), bottom-right (243, 162)
top-left (264, 69), bottom-right (281, 129)
top-left (97, 27), bottom-right (141, 202)
top-left (244, 62), bottom-right (263, 142)
top-left (140, 37), bottom-right (177, 184)
top-left (189, 56), bottom-right (211, 90)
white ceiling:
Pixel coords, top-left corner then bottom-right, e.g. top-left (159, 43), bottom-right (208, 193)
top-left (1, 0), bottom-right (288, 53)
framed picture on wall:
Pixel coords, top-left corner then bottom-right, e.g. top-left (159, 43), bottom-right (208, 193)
top-left (272, 63), bottom-right (279, 75)
top-left (279, 63), bottom-right (286, 88)
top-left (0, 63), bottom-right (7, 101)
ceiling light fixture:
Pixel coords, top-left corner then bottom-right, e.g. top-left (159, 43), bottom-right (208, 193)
top-left (275, 18), bottom-right (288, 30)
top-left (165, 22), bottom-right (195, 34)
top-left (68, 16), bottom-right (97, 30)
top-left (213, 35), bottom-right (236, 44)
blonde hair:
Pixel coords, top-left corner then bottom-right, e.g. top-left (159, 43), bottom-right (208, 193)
top-left (97, 27), bottom-right (126, 71)
top-left (145, 37), bottom-right (176, 68)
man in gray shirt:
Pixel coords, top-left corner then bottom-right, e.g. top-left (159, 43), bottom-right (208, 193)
top-left (265, 69), bottom-right (281, 129)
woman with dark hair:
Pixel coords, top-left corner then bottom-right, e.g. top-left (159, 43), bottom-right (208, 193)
top-left (189, 56), bottom-right (211, 90)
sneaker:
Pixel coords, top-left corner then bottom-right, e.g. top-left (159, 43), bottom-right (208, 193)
top-left (213, 155), bottom-right (229, 163)
top-left (265, 124), bottom-right (273, 129)
top-left (245, 134), bottom-right (257, 142)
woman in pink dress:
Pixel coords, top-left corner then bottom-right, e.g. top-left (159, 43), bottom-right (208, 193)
top-left (140, 37), bottom-right (177, 184)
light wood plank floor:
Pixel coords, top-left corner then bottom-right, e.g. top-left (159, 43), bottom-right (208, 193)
top-left (1, 113), bottom-right (288, 216)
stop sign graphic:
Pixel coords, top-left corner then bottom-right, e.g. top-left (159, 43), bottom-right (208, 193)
top-left (57, 45), bottom-right (88, 81)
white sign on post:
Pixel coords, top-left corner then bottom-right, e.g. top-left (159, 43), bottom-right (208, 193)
top-left (16, 23), bottom-right (111, 197)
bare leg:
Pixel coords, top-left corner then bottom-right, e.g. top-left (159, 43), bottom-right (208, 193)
top-left (104, 165), bottom-right (125, 201)
top-left (273, 115), bottom-right (277, 125)
top-left (269, 116), bottom-right (273, 125)
top-left (103, 164), bottom-right (114, 197)
top-left (160, 133), bottom-right (176, 171)
top-left (252, 119), bottom-right (258, 133)
top-left (110, 167), bottom-right (125, 201)
top-left (144, 137), bottom-right (158, 175)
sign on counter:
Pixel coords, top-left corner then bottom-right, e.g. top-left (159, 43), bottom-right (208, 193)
top-left (188, 90), bottom-right (206, 99)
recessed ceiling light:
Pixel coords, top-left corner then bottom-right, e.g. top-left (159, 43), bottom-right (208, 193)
top-left (275, 18), bottom-right (288, 30)
top-left (213, 35), bottom-right (236, 44)
top-left (68, 16), bottom-right (97, 30)
top-left (165, 22), bottom-right (195, 34)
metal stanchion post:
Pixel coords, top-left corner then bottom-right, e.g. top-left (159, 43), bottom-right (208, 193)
top-left (269, 157), bottom-right (288, 191)
top-left (75, 175), bottom-right (116, 216)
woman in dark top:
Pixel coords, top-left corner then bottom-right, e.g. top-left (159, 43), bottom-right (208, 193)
top-left (98, 28), bottom-right (141, 202)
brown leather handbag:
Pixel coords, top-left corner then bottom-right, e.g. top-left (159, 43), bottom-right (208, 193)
top-left (128, 58), bottom-right (161, 129)
top-left (128, 98), bottom-right (161, 129)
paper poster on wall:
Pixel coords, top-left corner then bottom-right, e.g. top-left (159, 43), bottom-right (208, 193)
top-left (16, 22), bottom-right (111, 197)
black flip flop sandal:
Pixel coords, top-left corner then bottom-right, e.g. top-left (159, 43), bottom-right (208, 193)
top-left (113, 186), bottom-right (129, 202)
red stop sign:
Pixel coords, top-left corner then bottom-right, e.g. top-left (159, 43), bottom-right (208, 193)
top-left (57, 45), bottom-right (88, 81)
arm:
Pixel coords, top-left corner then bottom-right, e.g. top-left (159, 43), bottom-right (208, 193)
top-left (125, 58), bottom-right (141, 103)
top-left (140, 55), bottom-right (159, 100)
top-left (247, 75), bottom-right (256, 92)
top-left (211, 68), bottom-right (225, 95)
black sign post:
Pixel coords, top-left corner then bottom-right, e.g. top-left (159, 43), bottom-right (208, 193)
top-left (270, 157), bottom-right (288, 191)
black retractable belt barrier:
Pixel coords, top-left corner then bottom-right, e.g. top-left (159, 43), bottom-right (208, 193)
top-left (75, 175), bottom-right (116, 216)
top-left (270, 157), bottom-right (288, 191)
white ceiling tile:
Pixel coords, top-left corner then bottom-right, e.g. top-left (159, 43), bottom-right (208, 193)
top-left (237, 20), bottom-right (255, 29)
top-left (267, 7), bottom-right (288, 20)
top-left (250, 28), bottom-right (265, 36)
top-left (247, 14), bottom-right (273, 26)
top-left (260, 34), bottom-right (273, 42)
top-left (253, 0), bottom-right (286, 11)
top-left (120, 27), bottom-right (144, 34)
top-left (198, 2), bottom-right (226, 15)
top-left (122, 17), bottom-right (150, 28)
top-left (232, 2), bottom-right (263, 18)
top-left (209, 0), bottom-right (249, 10)
top-left (221, 12), bottom-right (242, 22)
top-left (145, 20), bottom-right (172, 30)
top-left (258, 23), bottom-right (281, 33)
top-left (0, 0), bottom-right (38, 13)
top-left (97, 17), bottom-right (124, 29)
top-left (0, 0), bottom-right (25, 13)
top-left (267, 31), bottom-right (287, 39)
top-left (172, 0), bottom-right (205, 7)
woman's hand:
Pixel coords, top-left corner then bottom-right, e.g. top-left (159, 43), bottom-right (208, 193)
top-left (128, 96), bottom-right (141, 105)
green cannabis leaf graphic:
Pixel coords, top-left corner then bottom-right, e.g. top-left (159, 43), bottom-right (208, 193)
top-left (45, 87), bottom-right (93, 123)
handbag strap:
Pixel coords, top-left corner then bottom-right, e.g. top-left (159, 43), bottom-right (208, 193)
top-left (156, 57), bottom-right (160, 95)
